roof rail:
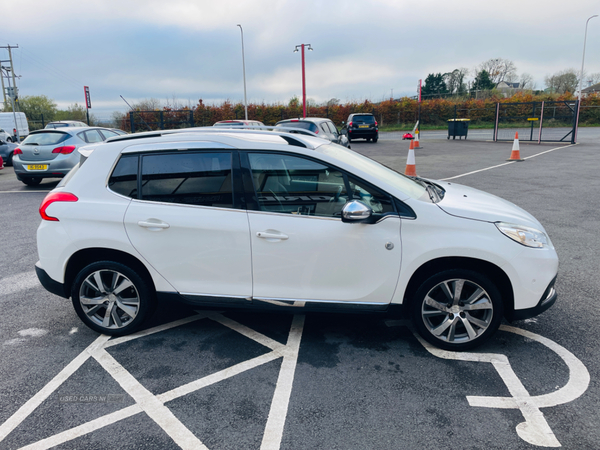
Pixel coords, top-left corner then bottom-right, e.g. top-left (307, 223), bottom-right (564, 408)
top-left (107, 126), bottom-right (323, 149)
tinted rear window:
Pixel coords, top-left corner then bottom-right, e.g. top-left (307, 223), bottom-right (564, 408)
top-left (276, 122), bottom-right (318, 133)
top-left (352, 115), bottom-right (375, 124)
top-left (22, 131), bottom-right (70, 146)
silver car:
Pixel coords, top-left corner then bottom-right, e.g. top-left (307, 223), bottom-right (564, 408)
top-left (13, 127), bottom-right (123, 186)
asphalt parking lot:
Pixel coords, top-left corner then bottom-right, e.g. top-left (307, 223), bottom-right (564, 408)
top-left (1, 129), bottom-right (599, 449)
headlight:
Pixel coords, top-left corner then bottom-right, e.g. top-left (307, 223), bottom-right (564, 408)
top-left (495, 222), bottom-right (553, 248)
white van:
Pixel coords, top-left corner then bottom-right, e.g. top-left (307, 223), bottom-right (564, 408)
top-left (0, 112), bottom-right (29, 142)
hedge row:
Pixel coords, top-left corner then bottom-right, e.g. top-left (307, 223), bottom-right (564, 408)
top-left (119, 92), bottom-right (600, 131)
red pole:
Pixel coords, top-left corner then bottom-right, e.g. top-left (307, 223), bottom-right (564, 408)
top-left (301, 44), bottom-right (306, 118)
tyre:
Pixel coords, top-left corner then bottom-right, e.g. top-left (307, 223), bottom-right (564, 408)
top-left (21, 177), bottom-right (42, 186)
top-left (5, 152), bottom-right (13, 166)
top-left (411, 269), bottom-right (503, 351)
top-left (71, 261), bottom-right (156, 336)
top-left (373, 137), bottom-right (378, 143)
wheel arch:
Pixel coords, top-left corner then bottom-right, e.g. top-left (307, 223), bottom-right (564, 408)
top-left (402, 256), bottom-right (514, 318)
top-left (64, 248), bottom-right (156, 298)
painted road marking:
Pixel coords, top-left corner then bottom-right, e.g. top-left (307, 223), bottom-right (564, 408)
top-left (441, 144), bottom-right (577, 181)
top-left (0, 312), bottom-right (305, 450)
top-left (386, 320), bottom-right (590, 447)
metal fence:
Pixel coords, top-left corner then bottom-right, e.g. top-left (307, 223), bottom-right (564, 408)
top-left (494, 101), bottom-right (577, 143)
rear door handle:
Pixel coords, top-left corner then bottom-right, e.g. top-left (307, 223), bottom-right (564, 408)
top-left (256, 231), bottom-right (289, 240)
top-left (138, 220), bottom-right (170, 230)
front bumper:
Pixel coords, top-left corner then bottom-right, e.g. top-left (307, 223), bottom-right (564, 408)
top-left (508, 276), bottom-right (557, 321)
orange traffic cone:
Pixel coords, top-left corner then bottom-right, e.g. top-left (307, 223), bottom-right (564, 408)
top-left (414, 130), bottom-right (422, 149)
top-left (405, 139), bottom-right (417, 176)
top-left (507, 132), bottom-right (524, 161)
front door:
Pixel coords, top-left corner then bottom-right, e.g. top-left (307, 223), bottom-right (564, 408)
top-left (246, 152), bottom-right (402, 305)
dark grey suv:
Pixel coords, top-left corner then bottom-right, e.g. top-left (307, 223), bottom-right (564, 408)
top-left (342, 113), bottom-right (379, 143)
top-left (275, 118), bottom-right (350, 147)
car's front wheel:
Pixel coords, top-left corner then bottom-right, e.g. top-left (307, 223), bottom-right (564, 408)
top-left (71, 261), bottom-right (156, 336)
top-left (411, 269), bottom-right (503, 351)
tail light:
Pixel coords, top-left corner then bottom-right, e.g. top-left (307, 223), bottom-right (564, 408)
top-left (374, 121), bottom-right (378, 126)
top-left (39, 192), bottom-right (78, 221)
top-left (348, 121), bottom-right (353, 127)
top-left (14, 148), bottom-right (22, 155)
top-left (52, 145), bottom-right (76, 154)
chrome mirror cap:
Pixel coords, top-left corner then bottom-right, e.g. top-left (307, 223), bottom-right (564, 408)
top-left (342, 200), bottom-right (373, 223)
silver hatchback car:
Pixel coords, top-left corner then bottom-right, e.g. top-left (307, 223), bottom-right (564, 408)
top-left (13, 127), bottom-right (124, 185)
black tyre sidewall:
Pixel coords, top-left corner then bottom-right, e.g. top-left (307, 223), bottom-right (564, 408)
top-left (71, 261), bottom-right (156, 336)
top-left (411, 269), bottom-right (503, 351)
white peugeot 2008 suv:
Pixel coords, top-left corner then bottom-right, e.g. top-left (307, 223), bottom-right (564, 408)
top-left (35, 128), bottom-right (558, 351)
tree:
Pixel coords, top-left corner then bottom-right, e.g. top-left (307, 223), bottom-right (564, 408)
top-left (17, 95), bottom-right (58, 122)
top-left (444, 68), bottom-right (469, 94)
top-left (519, 73), bottom-right (536, 90)
top-left (471, 70), bottom-right (495, 92)
top-left (478, 58), bottom-right (517, 85)
top-left (422, 73), bottom-right (448, 97)
top-left (545, 69), bottom-right (578, 94)
top-left (56, 103), bottom-right (89, 122)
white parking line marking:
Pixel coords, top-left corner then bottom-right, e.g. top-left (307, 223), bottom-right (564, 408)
top-left (261, 314), bottom-right (305, 450)
top-left (18, 405), bottom-right (142, 450)
top-left (0, 334), bottom-right (111, 442)
top-left (0, 190), bottom-right (51, 194)
top-left (93, 348), bottom-right (208, 450)
top-left (440, 144), bottom-right (577, 181)
top-left (385, 320), bottom-right (590, 447)
top-left (0, 312), bottom-right (306, 449)
top-left (0, 272), bottom-right (39, 296)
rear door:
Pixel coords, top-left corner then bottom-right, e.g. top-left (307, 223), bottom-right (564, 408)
top-left (122, 149), bottom-right (252, 299)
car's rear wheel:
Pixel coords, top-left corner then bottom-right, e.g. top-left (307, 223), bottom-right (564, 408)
top-left (20, 177), bottom-right (41, 186)
top-left (71, 261), bottom-right (156, 336)
top-left (411, 269), bottom-right (503, 351)
top-left (5, 152), bottom-right (13, 166)
top-left (373, 137), bottom-right (378, 143)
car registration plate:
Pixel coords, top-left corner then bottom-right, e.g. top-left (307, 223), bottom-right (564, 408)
top-left (358, 125), bottom-right (369, 128)
top-left (28, 164), bottom-right (48, 171)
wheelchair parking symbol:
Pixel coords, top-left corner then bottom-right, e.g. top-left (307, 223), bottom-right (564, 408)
top-left (387, 321), bottom-right (590, 447)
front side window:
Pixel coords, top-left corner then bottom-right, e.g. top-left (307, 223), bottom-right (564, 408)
top-left (141, 152), bottom-right (233, 208)
top-left (249, 153), bottom-right (349, 217)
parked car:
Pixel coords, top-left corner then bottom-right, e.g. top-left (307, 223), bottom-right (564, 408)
top-left (0, 139), bottom-right (18, 166)
top-left (0, 127), bottom-right (14, 142)
top-left (213, 120), bottom-right (265, 127)
top-left (342, 113), bottom-right (379, 142)
top-left (12, 127), bottom-right (126, 185)
top-left (35, 128), bottom-right (558, 351)
top-left (275, 117), bottom-right (350, 147)
top-left (45, 121), bottom-right (89, 129)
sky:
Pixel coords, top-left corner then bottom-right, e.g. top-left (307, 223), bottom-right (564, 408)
top-left (2, 0), bottom-right (599, 121)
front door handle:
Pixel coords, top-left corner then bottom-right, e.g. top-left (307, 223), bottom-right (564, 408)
top-left (256, 231), bottom-right (289, 240)
top-left (138, 220), bottom-right (170, 230)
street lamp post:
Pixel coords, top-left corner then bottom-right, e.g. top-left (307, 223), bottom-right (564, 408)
top-left (575, 14), bottom-right (598, 143)
top-left (237, 24), bottom-right (248, 120)
top-left (294, 44), bottom-right (313, 118)
top-left (1, 66), bottom-right (20, 142)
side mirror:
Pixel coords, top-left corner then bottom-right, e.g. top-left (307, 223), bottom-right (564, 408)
top-left (342, 200), bottom-right (373, 223)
